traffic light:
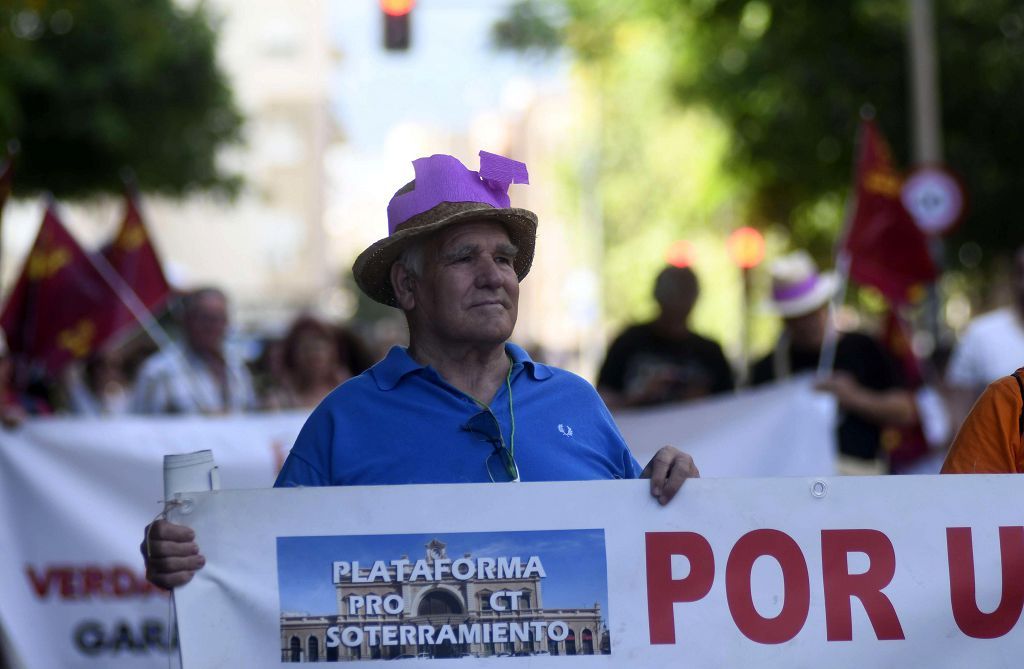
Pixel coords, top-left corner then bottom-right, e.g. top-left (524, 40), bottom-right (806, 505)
top-left (382, 0), bottom-right (414, 51)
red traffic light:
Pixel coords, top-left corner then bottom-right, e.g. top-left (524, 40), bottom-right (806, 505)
top-left (381, 0), bottom-right (414, 17)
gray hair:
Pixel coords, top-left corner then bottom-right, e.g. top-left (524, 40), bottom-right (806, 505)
top-left (395, 242), bottom-right (425, 279)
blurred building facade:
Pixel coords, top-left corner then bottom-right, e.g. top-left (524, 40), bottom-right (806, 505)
top-left (151, 0), bottom-right (339, 329)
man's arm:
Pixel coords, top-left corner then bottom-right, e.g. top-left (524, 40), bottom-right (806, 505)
top-left (815, 371), bottom-right (917, 427)
top-left (600, 372), bottom-right (679, 409)
top-left (141, 404), bottom-right (334, 588)
top-left (640, 446), bottom-right (699, 505)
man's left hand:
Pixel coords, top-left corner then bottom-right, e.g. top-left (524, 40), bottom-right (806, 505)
top-left (641, 447), bottom-right (699, 505)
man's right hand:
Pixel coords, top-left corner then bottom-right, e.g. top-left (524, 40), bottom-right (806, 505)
top-left (141, 519), bottom-right (205, 589)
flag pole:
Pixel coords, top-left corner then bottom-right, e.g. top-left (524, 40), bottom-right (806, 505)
top-left (85, 246), bottom-right (176, 351)
top-left (816, 252), bottom-right (850, 380)
top-left (84, 190), bottom-right (209, 410)
top-left (0, 140), bottom-right (20, 302)
top-left (907, 0), bottom-right (945, 343)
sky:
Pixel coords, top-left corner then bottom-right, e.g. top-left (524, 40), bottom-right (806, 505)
top-left (328, 0), bottom-right (567, 152)
top-left (322, 0), bottom-right (572, 270)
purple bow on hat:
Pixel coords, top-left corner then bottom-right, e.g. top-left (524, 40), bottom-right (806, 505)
top-left (386, 151), bottom-right (530, 234)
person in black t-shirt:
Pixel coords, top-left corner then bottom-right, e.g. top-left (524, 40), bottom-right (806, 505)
top-left (750, 252), bottom-right (915, 474)
top-left (598, 265), bottom-right (734, 408)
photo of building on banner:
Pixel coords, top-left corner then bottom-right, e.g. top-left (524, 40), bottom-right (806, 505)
top-left (276, 530), bottom-right (610, 662)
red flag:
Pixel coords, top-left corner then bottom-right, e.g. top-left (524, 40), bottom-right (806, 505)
top-left (0, 205), bottom-right (119, 374)
top-left (842, 119), bottom-right (937, 304)
top-left (879, 307), bottom-right (930, 473)
top-left (102, 191), bottom-right (172, 336)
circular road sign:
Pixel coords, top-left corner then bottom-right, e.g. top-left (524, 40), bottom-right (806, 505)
top-left (901, 167), bottom-right (965, 236)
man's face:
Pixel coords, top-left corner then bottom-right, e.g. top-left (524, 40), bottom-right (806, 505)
top-left (185, 293), bottom-right (229, 355)
top-left (783, 305), bottom-right (828, 351)
top-left (407, 221), bottom-right (520, 348)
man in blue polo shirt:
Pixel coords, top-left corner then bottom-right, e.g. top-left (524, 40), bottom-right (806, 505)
top-left (275, 336), bottom-right (642, 486)
top-left (143, 151), bottom-right (698, 589)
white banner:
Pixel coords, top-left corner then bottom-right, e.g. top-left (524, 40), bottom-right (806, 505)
top-left (615, 376), bottom-right (837, 476)
top-left (0, 379), bottom-right (834, 668)
top-left (171, 477), bottom-right (1022, 668)
top-left (0, 413), bottom-right (305, 669)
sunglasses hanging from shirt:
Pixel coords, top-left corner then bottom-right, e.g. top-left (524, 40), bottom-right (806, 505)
top-left (461, 358), bottom-right (519, 482)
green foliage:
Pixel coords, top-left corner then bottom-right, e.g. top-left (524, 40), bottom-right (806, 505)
top-left (0, 0), bottom-right (243, 199)
top-left (494, 2), bottom-right (776, 354)
top-left (504, 10), bottom-right (780, 355)
top-left (491, 0), bottom-right (564, 54)
top-left (497, 0), bottom-right (1024, 273)
top-left (660, 1), bottom-right (909, 261)
top-left (634, 0), bottom-right (1024, 269)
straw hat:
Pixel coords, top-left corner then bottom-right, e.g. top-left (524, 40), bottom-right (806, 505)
top-left (768, 251), bottom-right (838, 318)
top-left (353, 152), bottom-right (538, 307)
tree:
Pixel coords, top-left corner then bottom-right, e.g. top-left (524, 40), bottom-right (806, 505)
top-left (491, 2), bottom-right (776, 354)
top-left (0, 0), bottom-right (243, 199)
top-left (496, 0), bottom-right (1024, 271)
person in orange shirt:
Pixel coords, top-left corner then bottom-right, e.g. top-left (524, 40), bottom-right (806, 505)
top-left (941, 368), bottom-right (1024, 474)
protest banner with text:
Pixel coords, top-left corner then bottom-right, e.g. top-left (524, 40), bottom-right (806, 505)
top-left (172, 476), bottom-right (1020, 668)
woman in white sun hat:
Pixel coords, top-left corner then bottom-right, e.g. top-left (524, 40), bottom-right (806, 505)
top-left (749, 251), bottom-right (916, 475)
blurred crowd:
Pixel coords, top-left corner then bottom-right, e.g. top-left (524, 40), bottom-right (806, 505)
top-left (3, 243), bottom-right (1021, 477)
top-left (0, 286), bottom-right (377, 423)
top-left (592, 246), bottom-right (1024, 476)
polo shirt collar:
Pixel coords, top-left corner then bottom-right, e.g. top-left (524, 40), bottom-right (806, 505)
top-left (505, 342), bottom-right (553, 381)
top-left (372, 343), bottom-right (552, 391)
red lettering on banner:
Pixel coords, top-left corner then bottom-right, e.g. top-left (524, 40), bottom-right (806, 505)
top-left (60, 568), bottom-right (77, 598)
top-left (24, 564), bottom-right (165, 600)
top-left (947, 526), bottom-right (1024, 639)
top-left (26, 565), bottom-right (59, 597)
top-left (726, 529), bottom-right (810, 644)
top-left (114, 566), bottom-right (141, 596)
top-left (83, 567), bottom-right (105, 597)
top-left (646, 532), bottom-right (715, 644)
top-left (820, 529), bottom-right (904, 641)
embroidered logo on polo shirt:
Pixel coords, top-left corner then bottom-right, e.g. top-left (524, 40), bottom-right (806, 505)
top-left (557, 424), bottom-right (573, 437)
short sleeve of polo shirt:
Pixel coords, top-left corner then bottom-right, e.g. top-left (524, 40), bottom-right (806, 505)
top-left (275, 401), bottom-right (334, 487)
